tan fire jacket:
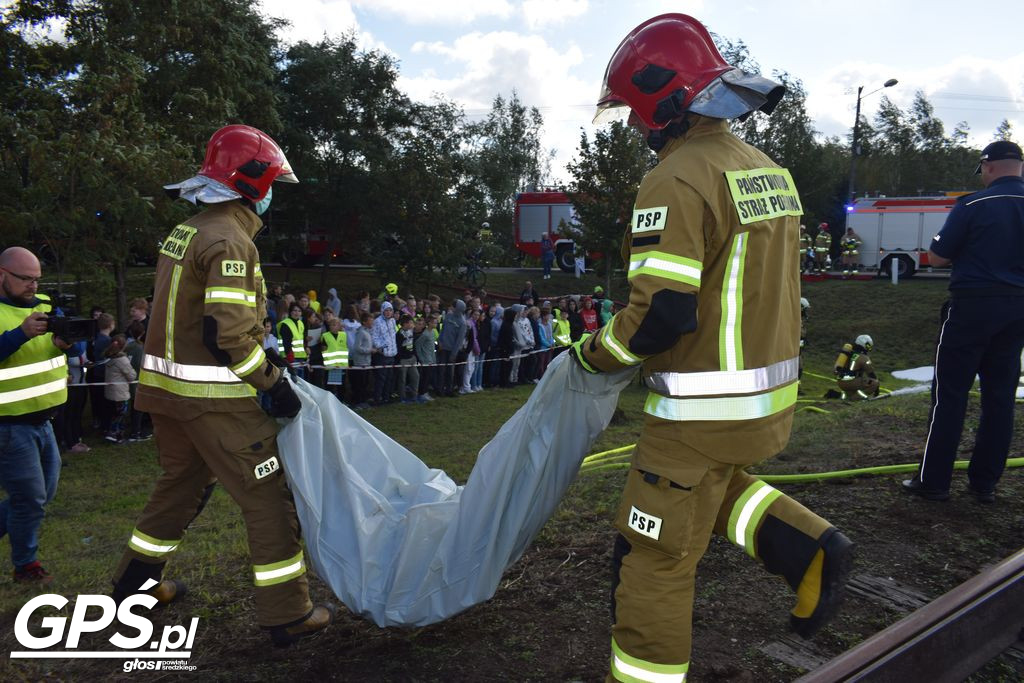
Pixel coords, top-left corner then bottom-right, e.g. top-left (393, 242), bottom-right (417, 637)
top-left (580, 116), bottom-right (802, 466)
top-left (136, 202), bottom-right (279, 421)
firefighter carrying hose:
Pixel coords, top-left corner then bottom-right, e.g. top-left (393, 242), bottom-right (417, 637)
top-left (814, 222), bottom-right (832, 274)
top-left (111, 125), bottom-right (334, 646)
top-left (579, 14), bottom-right (853, 681)
top-left (831, 334), bottom-right (879, 400)
top-left (841, 227), bottom-right (863, 276)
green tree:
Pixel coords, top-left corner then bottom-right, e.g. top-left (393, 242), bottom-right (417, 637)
top-left (2, 0), bottom-right (285, 321)
top-left (368, 100), bottom-right (484, 292)
top-left (275, 34), bottom-right (414, 293)
top-left (84, 0), bottom-right (285, 143)
top-left (2, 3), bottom-right (188, 323)
top-left (465, 92), bottom-right (552, 262)
top-left (566, 121), bottom-right (655, 297)
top-left (995, 118), bottom-right (1015, 142)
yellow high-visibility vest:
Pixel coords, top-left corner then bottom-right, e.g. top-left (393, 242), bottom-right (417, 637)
top-left (321, 331), bottom-right (349, 368)
top-left (0, 295), bottom-right (67, 417)
top-left (277, 318), bottom-right (307, 359)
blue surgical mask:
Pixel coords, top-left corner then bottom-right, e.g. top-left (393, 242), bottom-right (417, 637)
top-left (253, 186), bottom-right (272, 215)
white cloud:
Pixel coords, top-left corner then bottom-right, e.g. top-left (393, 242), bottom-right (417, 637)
top-left (401, 31), bottom-right (596, 180)
top-left (262, 0), bottom-right (358, 44)
top-left (522, 0), bottom-right (588, 30)
top-left (806, 54), bottom-right (1024, 147)
top-left (352, 0), bottom-right (514, 25)
top-left (261, 0), bottom-right (396, 58)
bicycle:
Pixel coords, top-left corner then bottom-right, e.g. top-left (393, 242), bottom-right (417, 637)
top-left (457, 258), bottom-right (487, 288)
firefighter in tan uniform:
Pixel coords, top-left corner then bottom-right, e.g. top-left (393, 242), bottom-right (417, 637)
top-left (582, 15), bottom-right (853, 682)
top-left (814, 222), bottom-right (832, 273)
top-left (841, 228), bottom-right (863, 276)
top-left (833, 334), bottom-right (879, 400)
top-left (798, 225), bottom-right (812, 273)
top-left (111, 125), bottom-right (334, 646)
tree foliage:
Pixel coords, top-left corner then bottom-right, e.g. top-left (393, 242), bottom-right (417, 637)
top-left (464, 93), bottom-right (551, 259)
top-left (368, 99), bottom-right (484, 290)
top-left (565, 121), bottom-right (655, 295)
top-left (0, 2), bottom-right (999, 315)
top-left (274, 34), bottom-right (413, 289)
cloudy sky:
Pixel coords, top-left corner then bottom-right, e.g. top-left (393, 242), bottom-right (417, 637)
top-left (249, 2), bottom-right (1017, 180)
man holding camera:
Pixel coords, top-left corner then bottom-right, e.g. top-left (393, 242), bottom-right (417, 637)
top-left (0, 246), bottom-right (69, 583)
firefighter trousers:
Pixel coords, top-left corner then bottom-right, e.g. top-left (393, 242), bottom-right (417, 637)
top-left (607, 450), bottom-right (832, 682)
top-left (837, 376), bottom-right (879, 400)
top-left (112, 410), bottom-right (312, 627)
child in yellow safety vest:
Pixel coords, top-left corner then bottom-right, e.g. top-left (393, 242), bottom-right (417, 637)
top-left (320, 317), bottom-right (349, 401)
top-left (552, 308), bottom-right (572, 357)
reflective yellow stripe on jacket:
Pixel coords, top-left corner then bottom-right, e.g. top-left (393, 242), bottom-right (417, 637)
top-left (139, 353), bottom-right (257, 399)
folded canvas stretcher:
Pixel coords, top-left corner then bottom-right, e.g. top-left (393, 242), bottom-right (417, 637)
top-left (278, 353), bottom-right (636, 627)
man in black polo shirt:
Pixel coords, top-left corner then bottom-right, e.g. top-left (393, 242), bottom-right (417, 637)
top-left (903, 141), bottom-right (1024, 503)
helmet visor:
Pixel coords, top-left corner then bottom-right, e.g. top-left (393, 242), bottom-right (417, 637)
top-left (593, 100), bottom-right (631, 126)
top-left (275, 154), bottom-right (299, 183)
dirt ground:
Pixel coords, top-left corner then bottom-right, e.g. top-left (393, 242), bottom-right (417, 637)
top-left (141, 398), bottom-right (1023, 682)
top-left (4, 389), bottom-right (1021, 682)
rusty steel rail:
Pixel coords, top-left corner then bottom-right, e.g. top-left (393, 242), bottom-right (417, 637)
top-left (796, 548), bottom-right (1024, 682)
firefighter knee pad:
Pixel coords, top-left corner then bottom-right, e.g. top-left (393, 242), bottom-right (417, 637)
top-left (790, 528), bottom-right (854, 639)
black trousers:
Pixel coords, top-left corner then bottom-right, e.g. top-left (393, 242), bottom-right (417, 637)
top-left (918, 295), bottom-right (1024, 492)
top-left (371, 354), bottom-right (395, 403)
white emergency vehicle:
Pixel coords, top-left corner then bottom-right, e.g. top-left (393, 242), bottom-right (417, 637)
top-left (845, 195), bottom-right (962, 277)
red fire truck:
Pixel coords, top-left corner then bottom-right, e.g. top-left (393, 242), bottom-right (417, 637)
top-left (514, 189), bottom-right (580, 272)
top-left (845, 195), bottom-right (962, 277)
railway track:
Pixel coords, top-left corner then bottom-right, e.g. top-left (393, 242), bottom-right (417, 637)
top-left (794, 548), bottom-right (1024, 682)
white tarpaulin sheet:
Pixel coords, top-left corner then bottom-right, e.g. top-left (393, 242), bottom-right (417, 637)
top-left (278, 353), bottom-right (636, 628)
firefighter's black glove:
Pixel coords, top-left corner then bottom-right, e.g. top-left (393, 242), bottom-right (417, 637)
top-left (570, 333), bottom-right (600, 374)
top-left (266, 374), bottom-right (301, 419)
top-left (265, 347), bottom-right (287, 369)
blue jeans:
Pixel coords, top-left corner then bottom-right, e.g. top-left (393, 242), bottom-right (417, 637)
top-left (0, 422), bottom-right (62, 568)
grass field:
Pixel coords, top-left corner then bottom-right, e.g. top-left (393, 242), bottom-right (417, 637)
top-left (2, 271), bottom-right (1022, 681)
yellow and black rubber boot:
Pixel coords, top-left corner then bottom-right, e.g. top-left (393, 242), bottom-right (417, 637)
top-left (790, 528), bottom-right (854, 638)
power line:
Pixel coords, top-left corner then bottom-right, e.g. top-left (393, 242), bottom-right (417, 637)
top-left (929, 92), bottom-right (1024, 104)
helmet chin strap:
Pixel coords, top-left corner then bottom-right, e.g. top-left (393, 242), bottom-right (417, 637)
top-left (646, 114), bottom-right (693, 152)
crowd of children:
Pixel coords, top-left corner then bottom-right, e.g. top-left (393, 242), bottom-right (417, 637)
top-left (263, 281), bottom-right (616, 410)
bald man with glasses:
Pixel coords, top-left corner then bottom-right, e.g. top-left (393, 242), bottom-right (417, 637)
top-left (0, 246), bottom-right (71, 583)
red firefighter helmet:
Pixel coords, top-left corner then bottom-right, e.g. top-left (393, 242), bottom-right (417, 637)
top-left (199, 125), bottom-right (298, 201)
top-left (594, 14), bottom-right (731, 130)
top-left (594, 14), bottom-right (784, 131)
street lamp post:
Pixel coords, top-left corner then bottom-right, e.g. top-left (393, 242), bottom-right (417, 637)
top-left (847, 78), bottom-right (898, 211)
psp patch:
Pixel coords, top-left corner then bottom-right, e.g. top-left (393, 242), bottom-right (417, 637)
top-left (627, 505), bottom-right (662, 540)
top-left (159, 224), bottom-right (197, 261)
top-left (631, 206), bottom-right (669, 233)
top-left (221, 260), bottom-right (247, 277)
top-left (254, 456), bottom-right (280, 480)
top-left (724, 167), bottom-right (803, 225)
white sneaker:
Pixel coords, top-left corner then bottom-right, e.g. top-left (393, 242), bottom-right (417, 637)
top-left (420, 393), bottom-right (434, 402)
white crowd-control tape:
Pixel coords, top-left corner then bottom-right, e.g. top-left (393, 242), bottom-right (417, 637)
top-left (61, 347), bottom-right (568, 384)
top-left (278, 353), bottom-right (637, 627)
